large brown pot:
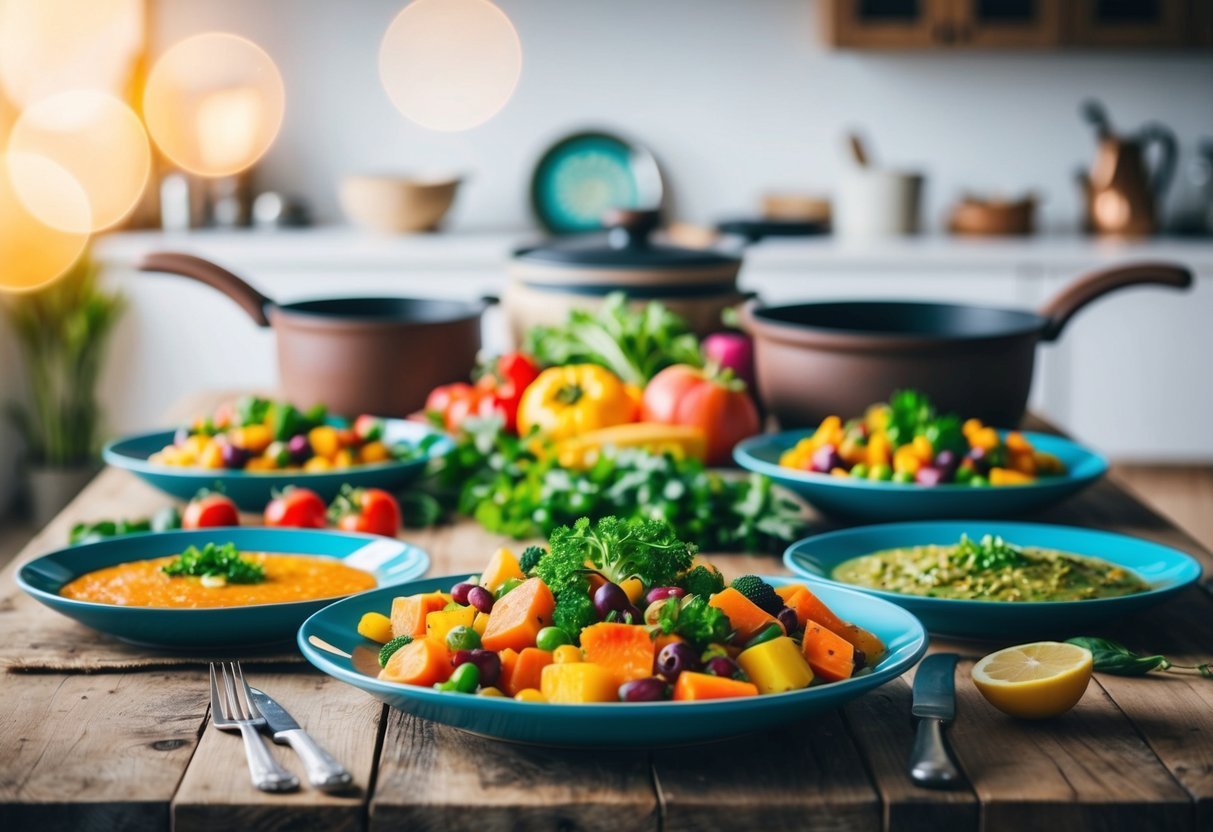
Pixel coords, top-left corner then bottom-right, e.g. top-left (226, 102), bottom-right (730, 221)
top-left (138, 252), bottom-right (492, 417)
top-left (741, 261), bottom-right (1192, 428)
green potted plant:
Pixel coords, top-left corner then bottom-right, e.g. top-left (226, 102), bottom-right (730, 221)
top-left (5, 251), bottom-right (124, 525)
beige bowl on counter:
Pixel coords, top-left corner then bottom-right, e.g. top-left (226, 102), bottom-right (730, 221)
top-left (505, 209), bottom-right (746, 343)
top-left (339, 174), bottom-right (461, 233)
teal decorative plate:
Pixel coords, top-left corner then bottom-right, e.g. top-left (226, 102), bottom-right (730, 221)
top-left (17, 528), bottom-right (430, 649)
top-left (298, 573), bottom-right (928, 747)
top-left (734, 430), bottom-right (1107, 522)
top-left (784, 521), bottom-right (1203, 640)
top-left (103, 420), bottom-right (452, 511)
top-left (530, 131), bottom-right (663, 234)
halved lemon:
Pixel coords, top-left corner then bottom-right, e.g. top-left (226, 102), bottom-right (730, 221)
top-left (971, 641), bottom-right (1093, 719)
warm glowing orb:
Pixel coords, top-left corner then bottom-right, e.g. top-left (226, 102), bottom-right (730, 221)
top-left (0, 0), bottom-right (144, 109)
top-left (7, 90), bottom-right (150, 233)
top-left (0, 152), bottom-right (89, 293)
top-left (378, 0), bottom-right (522, 132)
top-left (143, 33), bottom-right (285, 178)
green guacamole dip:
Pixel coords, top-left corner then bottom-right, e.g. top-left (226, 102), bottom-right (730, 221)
top-left (832, 534), bottom-right (1150, 602)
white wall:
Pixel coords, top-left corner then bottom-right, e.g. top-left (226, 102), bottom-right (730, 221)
top-left (152, 0), bottom-right (1213, 232)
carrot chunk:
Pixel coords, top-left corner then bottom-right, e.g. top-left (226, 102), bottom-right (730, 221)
top-left (481, 577), bottom-right (556, 652)
top-left (579, 623), bottom-right (656, 687)
top-left (672, 671), bottom-right (758, 701)
top-left (390, 591), bottom-right (448, 639)
top-left (801, 619), bottom-right (856, 682)
top-left (502, 647), bottom-right (553, 697)
top-left (378, 638), bottom-right (451, 687)
top-left (708, 587), bottom-right (778, 641)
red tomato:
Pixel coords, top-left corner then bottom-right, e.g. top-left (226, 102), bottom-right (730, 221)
top-left (424, 382), bottom-right (500, 432)
top-left (642, 364), bottom-right (761, 465)
top-left (331, 487), bottom-right (401, 537)
top-left (182, 492), bottom-right (240, 529)
top-left (475, 352), bottom-right (540, 433)
top-left (264, 488), bottom-right (327, 528)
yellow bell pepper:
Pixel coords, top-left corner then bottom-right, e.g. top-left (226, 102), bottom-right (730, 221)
top-left (737, 636), bottom-right (815, 695)
top-left (516, 364), bottom-right (635, 440)
top-left (554, 423), bottom-right (707, 469)
top-left (357, 612), bottom-right (394, 644)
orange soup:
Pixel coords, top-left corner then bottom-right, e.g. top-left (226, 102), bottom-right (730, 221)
top-left (60, 553), bottom-right (376, 609)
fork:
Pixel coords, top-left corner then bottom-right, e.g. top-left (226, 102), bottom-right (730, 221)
top-left (209, 662), bottom-right (300, 793)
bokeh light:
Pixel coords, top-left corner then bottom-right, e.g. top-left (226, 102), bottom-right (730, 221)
top-left (7, 90), bottom-right (149, 233)
top-left (378, 0), bottom-right (522, 132)
top-left (143, 32), bottom-right (285, 178)
top-left (0, 152), bottom-right (89, 292)
top-left (0, 0), bottom-right (143, 109)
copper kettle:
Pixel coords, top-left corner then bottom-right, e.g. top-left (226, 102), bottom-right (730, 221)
top-left (1077, 100), bottom-right (1176, 237)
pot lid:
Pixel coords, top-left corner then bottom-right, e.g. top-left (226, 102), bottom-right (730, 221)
top-left (515, 209), bottom-right (740, 270)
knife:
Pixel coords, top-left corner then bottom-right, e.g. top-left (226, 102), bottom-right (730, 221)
top-left (908, 653), bottom-right (962, 789)
top-left (249, 686), bottom-right (353, 792)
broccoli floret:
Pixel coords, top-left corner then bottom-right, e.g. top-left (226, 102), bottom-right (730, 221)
top-left (518, 545), bottom-right (545, 575)
top-left (552, 583), bottom-right (597, 643)
top-left (548, 516), bottom-right (696, 589)
top-left (730, 575), bottom-right (783, 615)
top-left (679, 564), bottom-right (724, 598)
top-left (378, 635), bottom-right (413, 668)
top-left (657, 596), bottom-right (732, 647)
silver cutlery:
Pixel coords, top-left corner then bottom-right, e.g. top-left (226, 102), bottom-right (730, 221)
top-left (249, 685), bottom-right (353, 792)
top-left (908, 653), bottom-right (963, 789)
top-left (208, 662), bottom-right (300, 793)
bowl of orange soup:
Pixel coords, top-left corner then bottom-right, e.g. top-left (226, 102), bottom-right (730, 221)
top-left (17, 528), bottom-right (429, 648)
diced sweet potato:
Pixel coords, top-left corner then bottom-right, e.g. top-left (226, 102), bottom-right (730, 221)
top-left (801, 619), bottom-right (856, 682)
top-left (672, 671), bottom-right (758, 701)
top-left (378, 638), bottom-right (451, 687)
top-left (708, 587), bottom-right (778, 641)
top-left (481, 577), bottom-right (555, 652)
top-left (579, 623), bottom-right (656, 687)
top-left (390, 591), bottom-right (448, 639)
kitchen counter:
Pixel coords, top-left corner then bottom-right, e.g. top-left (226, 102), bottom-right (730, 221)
top-left (2, 392), bottom-right (1212, 831)
top-left (85, 228), bottom-right (1213, 463)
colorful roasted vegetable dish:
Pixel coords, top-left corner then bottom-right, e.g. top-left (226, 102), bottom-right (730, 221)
top-left (149, 396), bottom-right (418, 472)
top-left (355, 516), bottom-right (887, 703)
top-left (779, 390), bottom-right (1067, 487)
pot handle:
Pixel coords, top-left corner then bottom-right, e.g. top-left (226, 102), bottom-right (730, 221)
top-left (1037, 261), bottom-right (1192, 342)
top-left (137, 252), bottom-right (274, 327)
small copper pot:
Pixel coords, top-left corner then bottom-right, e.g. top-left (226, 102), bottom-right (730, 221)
top-left (741, 261), bottom-right (1192, 428)
top-left (139, 252), bottom-right (493, 417)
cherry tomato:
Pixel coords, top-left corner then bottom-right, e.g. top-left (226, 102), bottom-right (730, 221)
top-left (264, 487), bottom-right (327, 528)
top-left (330, 487), bottom-right (401, 537)
top-left (182, 492), bottom-right (240, 529)
top-left (642, 364), bottom-right (761, 465)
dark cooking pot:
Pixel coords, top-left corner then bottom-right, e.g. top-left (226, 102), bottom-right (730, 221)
top-left (138, 252), bottom-right (493, 417)
top-left (741, 261), bottom-right (1192, 428)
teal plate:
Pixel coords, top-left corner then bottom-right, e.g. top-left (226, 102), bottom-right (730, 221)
top-left (298, 573), bottom-right (927, 747)
top-left (103, 421), bottom-right (452, 511)
top-left (734, 430), bottom-right (1107, 522)
top-left (784, 520), bottom-right (1203, 640)
top-left (530, 130), bottom-right (663, 234)
top-left (17, 528), bottom-right (429, 649)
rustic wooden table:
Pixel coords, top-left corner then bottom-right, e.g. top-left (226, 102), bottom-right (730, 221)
top-left (2, 395), bottom-right (1212, 832)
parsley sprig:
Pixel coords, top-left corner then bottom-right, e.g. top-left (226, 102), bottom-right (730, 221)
top-left (162, 542), bottom-right (266, 585)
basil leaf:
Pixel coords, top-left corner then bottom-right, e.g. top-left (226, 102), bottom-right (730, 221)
top-left (1066, 636), bottom-right (1170, 676)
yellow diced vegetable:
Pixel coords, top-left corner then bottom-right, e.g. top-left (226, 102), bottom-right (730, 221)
top-left (480, 547), bottom-right (525, 592)
top-left (620, 577), bottom-right (645, 604)
top-left (552, 644), bottom-right (582, 664)
top-left (357, 612), bottom-right (394, 644)
top-left (425, 606), bottom-right (476, 645)
top-left (359, 441), bottom-right (391, 464)
top-left (303, 456), bottom-right (332, 472)
top-left (514, 688), bottom-right (547, 702)
top-left (234, 424), bottom-right (272, 453)
top-left (737, 636), bottom-right (815, 695)
top-left (198, 442), bottom-right (224, 469)
top-left (912, 434), bottom-right (934, 462)
top-left (478, 687), bottom-right (505, 697)
top-left (893, 445), bottom-right (922, 475)
top-left (472, 611), bottom-right (490, 637)
top-left (990, 467), bottom-right (1035, 486)
top-left (540, 662), bottom-right (618, 703)
top-left (333, 449), bottom-right (354, 468)
top-left (308, 425), bottom-right (340, 458)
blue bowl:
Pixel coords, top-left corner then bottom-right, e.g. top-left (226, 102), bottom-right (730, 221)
top-left (103, 421), bottom-right (452, 511)
top-left (784, 520), bottom-right (1204, 640)
top-left (298, 573), bottom-right (928, 747)
top-left (17, 528), bottom-right (430, 649)
top-left (734, 430), bottom-right (1107, 522)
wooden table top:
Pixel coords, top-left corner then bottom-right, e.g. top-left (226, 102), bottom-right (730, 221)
top-left (2, 395), bottom-right (1212, 832)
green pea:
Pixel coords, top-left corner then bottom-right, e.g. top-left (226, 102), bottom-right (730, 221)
top-left (536, 626), bottom-right (571, 652)
top-left (445, 625), bottom-right (481, 652)
top-left (868, 463), bottom-right (893, 482)
top-left (954, 466), bottom-right (973, 485)
top-left (743, 622), bottom-right (784, 650)
top-left (969, 475), bottom-right (989, 488)
top-left (449, 661), bottom-right (480, 693)
top-left (495, 577), bottom-right (523, 599)
top-left (850, 463), bottom-right (870, 480)
top-left (893, 470), bottom-right (915, 484)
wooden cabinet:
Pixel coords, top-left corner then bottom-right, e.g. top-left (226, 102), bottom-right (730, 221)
top-left (1065, 0), bottom-right (1189, 48)
top-left (823, 0), bottom-right (1207, 49)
